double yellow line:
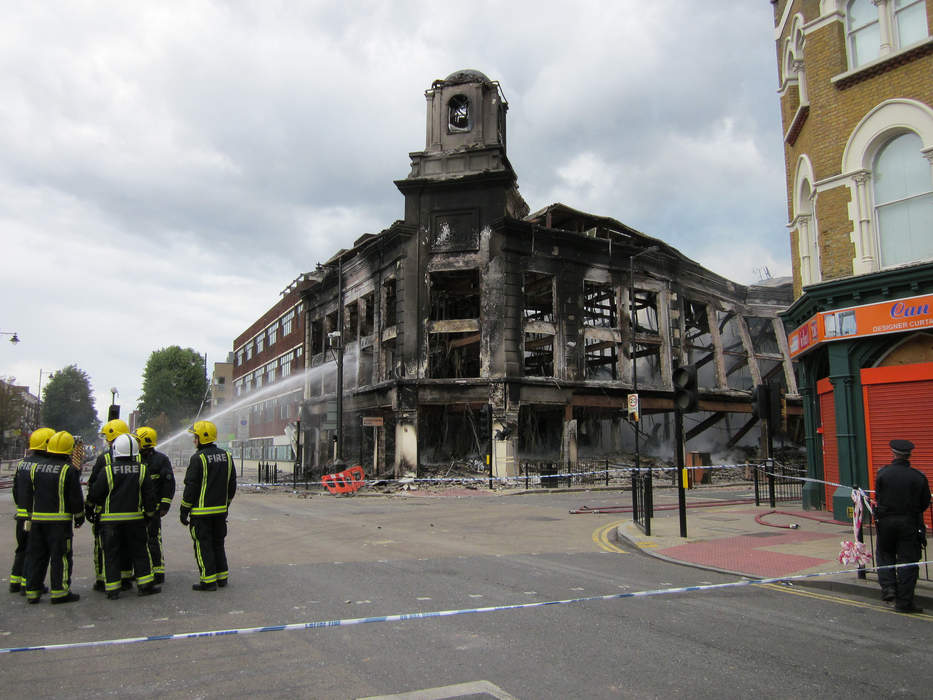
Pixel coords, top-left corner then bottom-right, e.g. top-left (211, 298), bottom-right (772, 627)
top-left (593, 520), bottom-right (628, 554)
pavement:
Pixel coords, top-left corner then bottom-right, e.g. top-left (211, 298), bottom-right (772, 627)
top-left (615, 488), bottom-right (933, 610)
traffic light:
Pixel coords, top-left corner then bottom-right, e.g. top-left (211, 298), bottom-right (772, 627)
top-left (672, 364), bottom-right (698, 412)
top-left (107, 404), bottom-right (120, 421)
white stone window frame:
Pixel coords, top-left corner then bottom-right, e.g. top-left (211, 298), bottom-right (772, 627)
top-left (840, 99), bottom-right (933, 274)
top-left (781, 14), bottom-right (809, 105)
top-left (792, 155), bottom-right (821, 286)
top-left (843, 0), bottom-right (929, 69)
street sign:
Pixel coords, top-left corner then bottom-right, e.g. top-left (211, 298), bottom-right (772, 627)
top-left (362, 416), bottom-right (383, 427)
top-left (627, 393), bottom-right (639, 422)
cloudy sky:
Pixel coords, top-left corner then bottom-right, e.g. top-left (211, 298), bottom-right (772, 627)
top-left (0, 1), bottom-right (789, 425)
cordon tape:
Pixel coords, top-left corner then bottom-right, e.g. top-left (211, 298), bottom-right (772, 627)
top-left (2, 561), bottom-right (928, 654)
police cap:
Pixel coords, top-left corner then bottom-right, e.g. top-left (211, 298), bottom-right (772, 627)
top-left (889, 439), bottom-right (915, 454)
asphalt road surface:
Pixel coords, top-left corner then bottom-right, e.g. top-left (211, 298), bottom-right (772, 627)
top-left (2, 487), bottom-right (931, 699)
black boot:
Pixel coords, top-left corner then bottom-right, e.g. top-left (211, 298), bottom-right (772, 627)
top-left (154, 573), bottom-right (165, 584)
top-left (106, 590), bottom-right (120, 600)
top-left (9, 582), bottom-right (21, 593)
top-left (51, 592), bottom-right (80, 605)
top-left (138, 584), bottom-right (162, 597)
top-left (192, 582), bottom-right (217, 591)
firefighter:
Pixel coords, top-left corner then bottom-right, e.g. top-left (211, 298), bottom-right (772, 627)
top-left (23, 431), bottom-right (84, 604)
top-left (87, 418), bottom-right (132, 591)
top-left (180, 420), bottom-right (237, 591)
top-left (135, 426), bottom-right (175, 584)
top-left (86, 433), bottom-right (160, 599)
top-left (9, 427), bottom-right (55, 594)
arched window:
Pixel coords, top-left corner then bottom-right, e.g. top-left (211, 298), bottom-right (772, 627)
top-left (874, 132), bottom-right (933, 267)
top-left (448, 95), bottom-right (471, 132)
top-left (847, 0), bottom-right (881, 67)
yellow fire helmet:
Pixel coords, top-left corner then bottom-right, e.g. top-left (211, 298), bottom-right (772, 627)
top-left (28, 427), bottom-right (56, 451)
top-left (47, 431), bottom-right (75, 456)
top-left (188, 420), bottom-right (217, 445)
top-left (136, 426), bottom-right (158, 450)
top-left (99, 418), bottom-right (130, 443)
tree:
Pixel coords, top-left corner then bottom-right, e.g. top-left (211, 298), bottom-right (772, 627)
top-left (0, 377), bottom-right (27, 457)
top-left (40, 365), bottom-right (99, 443)
top-left (138, 346), bottom-right (208, 432)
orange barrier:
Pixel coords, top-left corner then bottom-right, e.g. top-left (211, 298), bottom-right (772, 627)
top-left (322, 465), bottom-right (365, 495)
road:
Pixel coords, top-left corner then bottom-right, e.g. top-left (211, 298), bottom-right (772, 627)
top-left (1, 487), bottom-right (931, 699)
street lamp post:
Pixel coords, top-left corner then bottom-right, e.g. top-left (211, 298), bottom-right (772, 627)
top-left (109, 387), bottom-right (120, 421)
top-left (629, 245), bottom-right (659, 474)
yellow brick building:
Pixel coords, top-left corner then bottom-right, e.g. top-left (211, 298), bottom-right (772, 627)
top-left (772, 0), bottom-right (933, 517)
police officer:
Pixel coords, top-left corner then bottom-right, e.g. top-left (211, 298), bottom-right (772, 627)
top-left (875, 439), bottom-right (931, 614)
top-left (135, 426), bottom-right (175, 584)
top-left (87, 418), bottom-right (132, 591)
top-left (23, 431), bottom-right (85, 604)
top-left (9, 427), bottom-right (55, 594)
top-left (86, 433), bottom-right (160, 599)
top-left (180, 420), bottom-right (236, 591)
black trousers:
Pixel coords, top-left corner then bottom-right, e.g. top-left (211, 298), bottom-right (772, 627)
top-left (100, 521), bottom-right (154, 592)
top-left (876, 515), bottom-right (922, 608)
top-left (147, 516), bottom-right (165, 575)
top-left (10, 519), bottom-right (29, 586)
top-left (188, 515), bottom-right (228, 584)
top-left (25, 521), bottom-right (73, 600)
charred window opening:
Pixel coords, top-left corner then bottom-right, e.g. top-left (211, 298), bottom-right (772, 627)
top-left (585, 337), bottom-right (618, 380)
top-left (311, 318), bottom-right (324, 356)
top-left (523, 333), bottom-right (554, 376)
top-left (517, 405), bottom-right (564, 456)
top-left (430, 270), bottom-right (480, 321)
top-left (718, 310), bottom-right (753, 391)
top-left (428, 331), bottom-right (480, 378)
top-left (684, 300), bottom-right (716, 387)
top-left (345, 300), bottom-right (359, 344)
top-left (359, 346), bottom-right (373, 387)
top-left (746, 317), bottom-right (780, 355)
top-left (420, 404), bottom-right (488, 465)
top-left (361, 292), bottom-right (374, 338)
top-left (584, 281), bottom-right (617, 327)
top-left (448, 94), bottom-right (471, 132)
top-left (632, 290), bottom-right (659, 335)
top-left (381, 337), bottom-right (397, 380)
top-left (432, 212), bottom-right (479, 251)
top-left (632, 289), bottom-right (662, 386)
top-left (523, 272), bottom-right (554, 323)
top-left (325, 310), bottom-right (338, 346)
top-left (382, 278), bottom-right (397, 329)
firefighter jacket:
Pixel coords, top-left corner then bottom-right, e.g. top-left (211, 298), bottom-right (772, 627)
top-left (23, 454), bottom-right (84, 523)
top-left (180, 443), bottom-right (236, 519)
top-left (12, 451), bottom-right (47, 520)
top-left (87, 456), bottom-right (157, 522)
top-left (141, 448), bottom-right (175, 512)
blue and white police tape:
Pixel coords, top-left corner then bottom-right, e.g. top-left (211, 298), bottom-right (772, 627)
top-left (3, 561), bottom-right (928, 654)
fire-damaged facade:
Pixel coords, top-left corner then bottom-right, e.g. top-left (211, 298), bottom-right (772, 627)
top-left (295, 69), bottom-right (798, 477)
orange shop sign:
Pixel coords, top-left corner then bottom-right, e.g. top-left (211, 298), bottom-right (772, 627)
top-left (788, 292), bottom-right (933, 359)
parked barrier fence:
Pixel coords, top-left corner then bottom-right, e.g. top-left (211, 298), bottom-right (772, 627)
top-left (631, 469), bottom-right (652, 535)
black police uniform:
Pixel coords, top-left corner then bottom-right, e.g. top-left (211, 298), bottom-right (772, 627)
top-left (10, 450), bottom-right (47, 593)
top-left (140, 447), bottom-right (175, 582)
top-left (23, 453), bottom-right (85, 603)
top-left (875, 440), bottom-right (931, 613)
top-left (87, 456), bottom-right (159, 598)
top-left (180, 442), bottom-right (236, 590)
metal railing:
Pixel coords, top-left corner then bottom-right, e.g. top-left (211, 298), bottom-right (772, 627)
top-left (631, 469), bottom-right (652, 535)
top-left (753, 460), bottom-right (806, 507)
top-left (519, 460), bottom-right (614, 489)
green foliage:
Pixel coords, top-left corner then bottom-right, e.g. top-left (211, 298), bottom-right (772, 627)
top-left (40, 365), bottom-right (99, 442)
top-left (138, 346), bottom-right (208, 433)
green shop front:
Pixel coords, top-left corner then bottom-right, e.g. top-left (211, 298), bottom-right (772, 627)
top-left (781, 262), bottom-right (933, 521)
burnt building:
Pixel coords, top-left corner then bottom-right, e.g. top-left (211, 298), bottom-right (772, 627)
top-left (295, 69), bottom-right (798, 478)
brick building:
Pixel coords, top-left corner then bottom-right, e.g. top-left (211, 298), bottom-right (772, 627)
top-left (772, 0), bottom-right (933, 516)
top-left (230, 277), bottom-right (309, 462)
top-left (290, 70), bottom-right (798, 478)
